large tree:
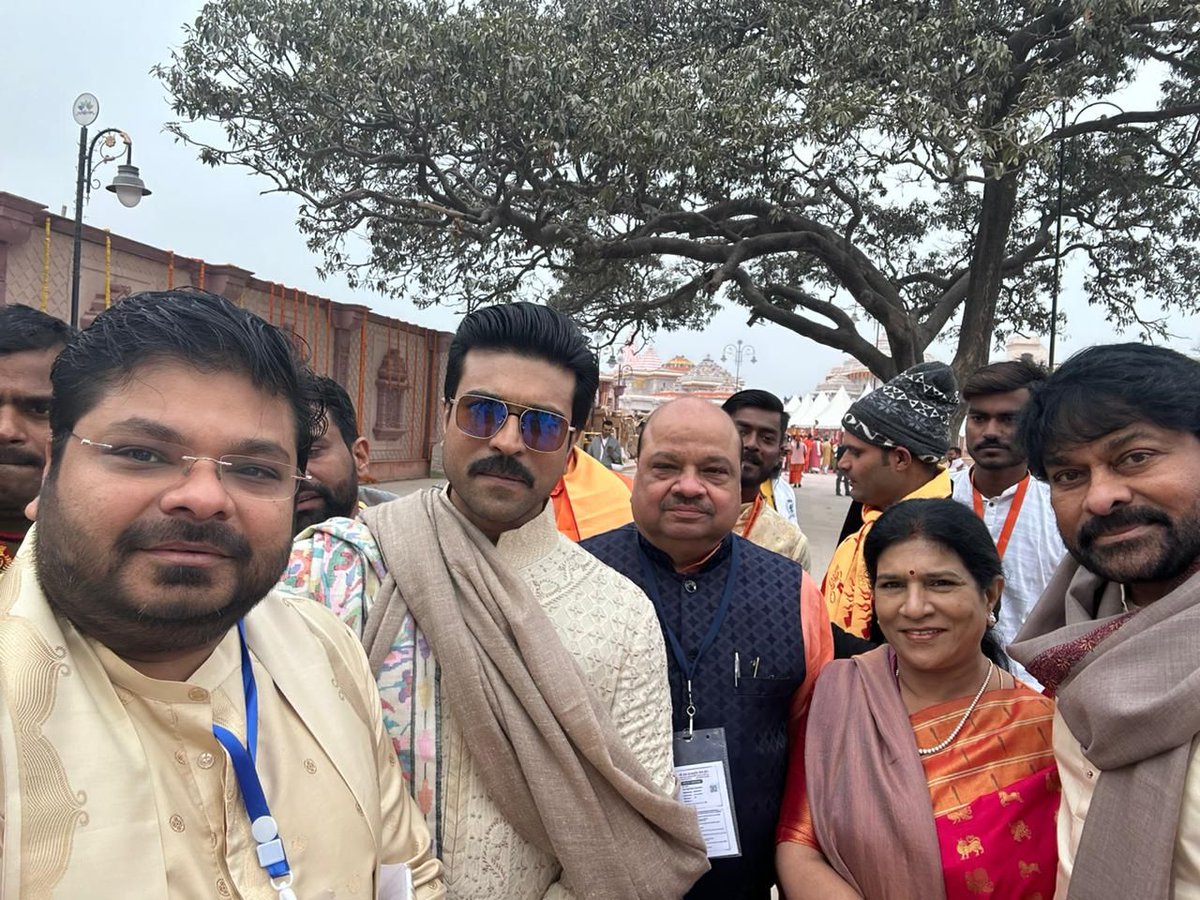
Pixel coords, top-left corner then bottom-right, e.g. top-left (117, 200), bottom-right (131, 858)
top-left (159, 0), bottom-right (1200, 379)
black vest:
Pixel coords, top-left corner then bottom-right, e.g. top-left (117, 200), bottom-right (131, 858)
top-left (582, 525), bottom-right (807, 900)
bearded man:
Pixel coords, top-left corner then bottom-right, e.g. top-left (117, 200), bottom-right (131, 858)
top-left (1011, 344), bottom-right (1200, 900)
top-left (0, 291), bottom-right (441, 898)
top-left (293, 374), bottom-right (395, 534)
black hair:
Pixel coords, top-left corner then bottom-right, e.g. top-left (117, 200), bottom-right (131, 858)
top-left (1020, 343), bottom-right (1200, 480)
top-left (864, 498), bottom-right (1010, 670)
top-left (961, 358), bottom-right (1048, 402)
top-left (310, 375), bottom-right (359, 448)
top-left (444, 302), bottom-right (599, 429)
top-left (0, 304), bottom-right (75, 356)
top-left (721, 389), bottom-right (789, 434)
top-left (48, 290), bottom-right (323, 469)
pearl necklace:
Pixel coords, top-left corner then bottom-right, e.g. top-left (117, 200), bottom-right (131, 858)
top-left (896, 660), bottom-right (995, 756)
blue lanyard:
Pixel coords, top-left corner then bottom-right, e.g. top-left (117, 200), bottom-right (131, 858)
top-left (636, 538), bottom-right (741, 736)
top-left (211, 620), bottom-right (294, 894)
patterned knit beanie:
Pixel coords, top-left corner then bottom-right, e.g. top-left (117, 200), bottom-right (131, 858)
top-left (841, 362), bottom-right (959, 463)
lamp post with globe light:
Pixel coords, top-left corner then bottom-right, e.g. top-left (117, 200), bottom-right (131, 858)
top-left (605, 352), bottom-right (635, 410)
top-left (70, 92), bottom-right (151, 328)
top-left (721, 339), bottom-right (757, 390)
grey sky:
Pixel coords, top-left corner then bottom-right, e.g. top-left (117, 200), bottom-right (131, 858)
top-left (3, 2), bottom-right (1195, 401)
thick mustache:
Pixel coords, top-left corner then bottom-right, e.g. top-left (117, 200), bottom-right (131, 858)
top-left (1079, 506), bottom-right (1171, 547)
top-left (974, 441), bottom-right (1010, 451)
top-left (115, 519), bottom-right (252, 560)
top-left (0, 448), bottom-right (43, 467)
top-left (663, 498), bottom-right (714, 514)
top-left (468, 454), bottom-right (534, 487)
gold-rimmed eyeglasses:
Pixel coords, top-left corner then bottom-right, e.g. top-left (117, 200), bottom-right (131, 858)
top-left (72, 433), bottom-right (311, 501)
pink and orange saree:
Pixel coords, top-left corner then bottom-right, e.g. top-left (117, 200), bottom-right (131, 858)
top-left (778, 646), bottom-right (1058, 899)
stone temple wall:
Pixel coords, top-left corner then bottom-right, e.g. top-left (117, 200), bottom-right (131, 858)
top-left (0, 191), bottom-right (451, 481)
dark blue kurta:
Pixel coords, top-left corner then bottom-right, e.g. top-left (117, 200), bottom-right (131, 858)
top-left (582, 525), bottom-right (808, 900)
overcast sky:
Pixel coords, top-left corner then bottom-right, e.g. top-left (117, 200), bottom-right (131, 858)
top-left (3, 2), bottom-right (1196, 399)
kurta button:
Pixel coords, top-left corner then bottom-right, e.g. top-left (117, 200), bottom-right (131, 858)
top-left (197, 751), bottom-right (215, 769)
top-left (188, 687), bottom-right (208, 702)
top-left (683, 580), bottom-right (697, 593)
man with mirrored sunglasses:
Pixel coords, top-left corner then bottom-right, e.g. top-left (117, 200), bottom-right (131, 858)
top-left (0, 290), bottom-right (442, 899)
top-left (280, 301), bottom-right (709, 899)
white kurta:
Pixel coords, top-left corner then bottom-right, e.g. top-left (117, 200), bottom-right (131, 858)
top-left (952, 468), bottom-right (1067, 686)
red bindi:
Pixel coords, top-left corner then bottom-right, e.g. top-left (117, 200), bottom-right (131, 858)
top-left (909, 569), bottom-right (916, 576)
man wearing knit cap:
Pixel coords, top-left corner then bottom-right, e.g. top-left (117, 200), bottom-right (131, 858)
top-left (823, 361), bottom-right (959, 638)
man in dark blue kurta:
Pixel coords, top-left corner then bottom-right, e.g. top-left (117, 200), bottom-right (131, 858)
top-left (583, 398), bottom-right (849, 900)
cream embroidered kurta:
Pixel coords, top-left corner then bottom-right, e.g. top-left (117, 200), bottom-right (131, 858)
top-left (0, 527), bottom-right (444, 900)
top-left (1052, 708), bottom-right (1200, 898)
top-left (735, 497), bottom-right (813, 571)
top-left (281, 500), bottom-right (679, 900)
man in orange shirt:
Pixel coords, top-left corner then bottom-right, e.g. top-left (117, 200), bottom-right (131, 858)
top-left (824, 362), bottom-right (958, 638)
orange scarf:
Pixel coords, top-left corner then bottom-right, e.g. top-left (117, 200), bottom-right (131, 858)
top-left (552, 448), bottom-right (633, 541)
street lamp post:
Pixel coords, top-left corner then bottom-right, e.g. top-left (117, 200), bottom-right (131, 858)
top-left (1050, 99), bottom-right (1124, 370)
top-left (70, 92), bottom-right (151, 328)
top-left (721, 339), bottom-right (757, 389)
top-left (611, 363), bottom-right (634, 410)
top-left (605, 352), bottom-right (635, 410)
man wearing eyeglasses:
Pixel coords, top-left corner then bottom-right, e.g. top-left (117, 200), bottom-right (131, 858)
top-left (0, 291), bottom-right (443, 899)
top-left (280, 302), bottom-right (710, 899)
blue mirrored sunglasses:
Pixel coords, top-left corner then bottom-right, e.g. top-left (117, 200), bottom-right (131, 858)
top-left (450, 393), bottom-right (574, 453)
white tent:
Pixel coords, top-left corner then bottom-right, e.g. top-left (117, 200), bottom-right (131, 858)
top-left (814, 387), bottom-right (853, 430)
top-left (783, 394), bottom-right (807, 423)
top-left (802, 392), bottom-right (833, 428)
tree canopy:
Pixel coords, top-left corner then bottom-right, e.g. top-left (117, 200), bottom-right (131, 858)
top-left (159, 0), bottom-right (1200, 379)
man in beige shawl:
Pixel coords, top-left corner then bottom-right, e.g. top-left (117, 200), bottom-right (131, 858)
top-left (279, 302), bottom-right (708, 899)
top-left (0, 291), bottom-right (442, 899)
top-left (1009, 344), bottom-right (1200, 900)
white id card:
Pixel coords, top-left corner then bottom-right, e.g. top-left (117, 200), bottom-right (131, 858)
top-left (673, 727), bottom-right (741, 858)
top-left (379, 862), bottom-right (414, 900)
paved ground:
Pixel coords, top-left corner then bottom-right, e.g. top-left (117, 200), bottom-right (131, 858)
top-left (377, 469), bottom-right (851, 580)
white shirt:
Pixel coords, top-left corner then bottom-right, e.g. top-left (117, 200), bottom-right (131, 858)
top-left (1052, 708), bottom-right (1200, 898)
top-left (951, 467), bottom-right (1067, 686)
top-left (771, 471), bottom-right (799, 526)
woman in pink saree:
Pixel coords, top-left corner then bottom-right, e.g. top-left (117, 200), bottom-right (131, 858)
top-left (776, 498), bottom-right (1057, 899)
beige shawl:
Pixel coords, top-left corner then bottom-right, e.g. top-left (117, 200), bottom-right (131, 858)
top-left (360, 490), bottom-right (709, 899)
top-left (1010, 558), bottom-right (1200, 900)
